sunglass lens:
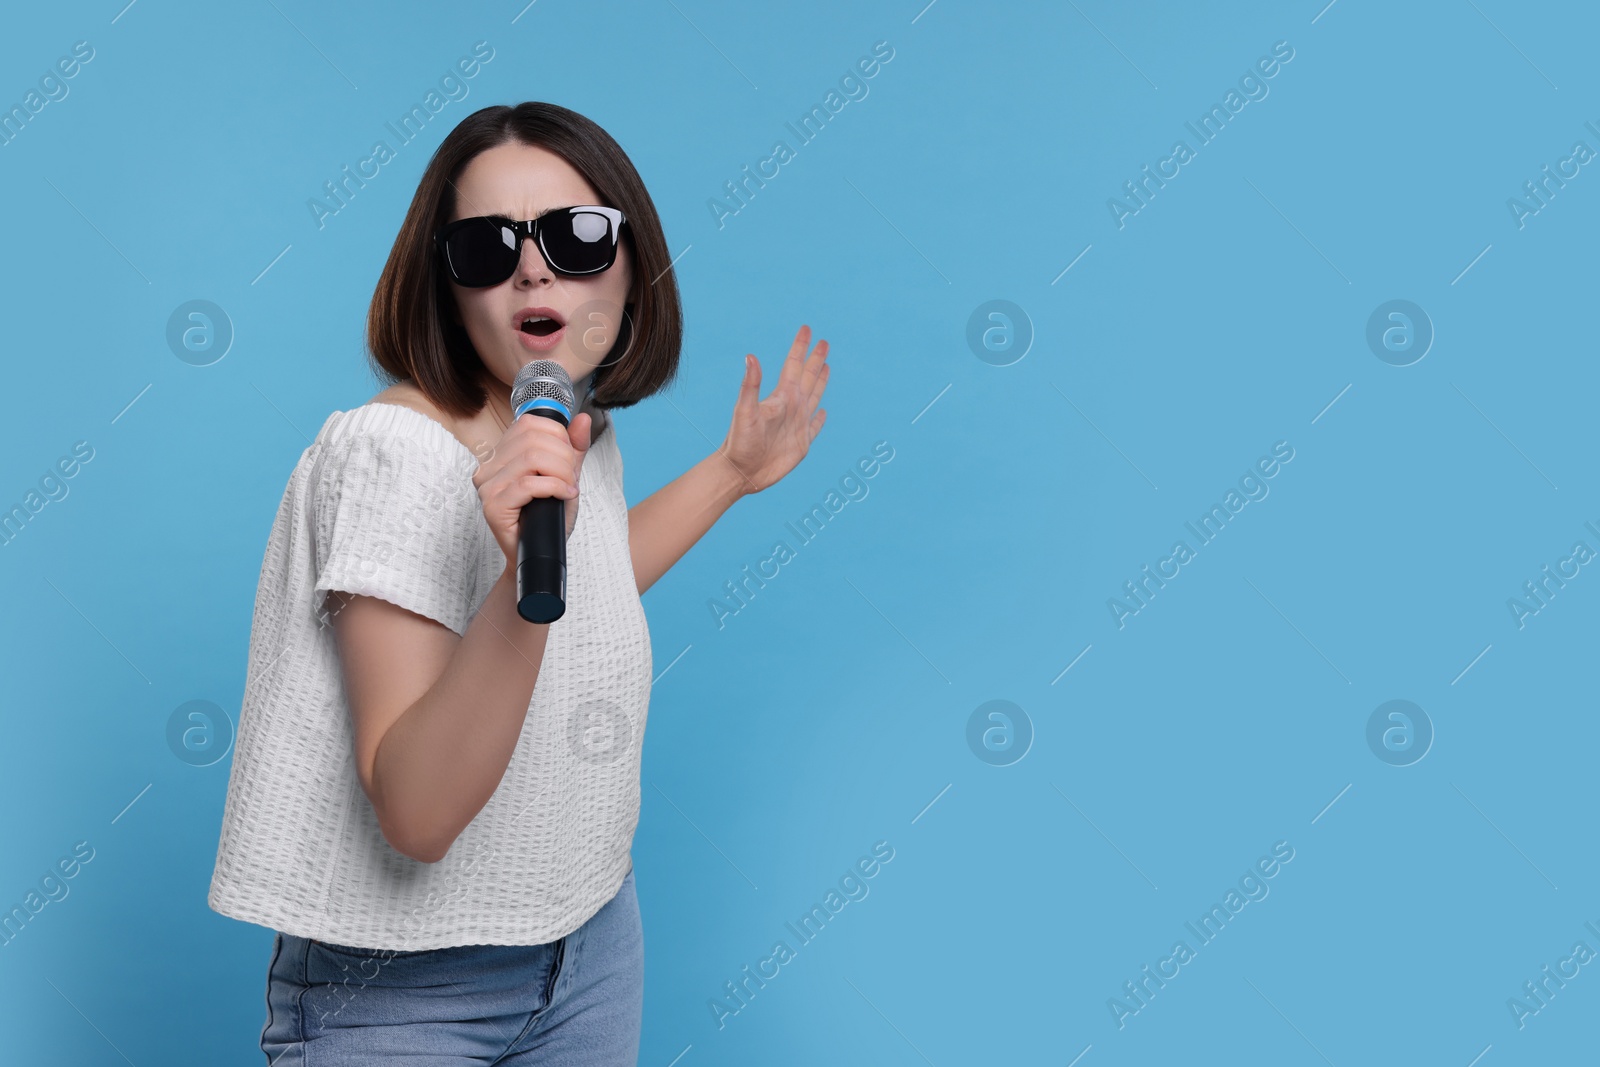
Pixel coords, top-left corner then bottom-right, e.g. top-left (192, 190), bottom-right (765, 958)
top-left (447, 218), bottom-right (519, 286)
top-left (540, 209), bottom-right (617, 275)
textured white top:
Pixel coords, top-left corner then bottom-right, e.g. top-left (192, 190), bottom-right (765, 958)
top-left (207, 398), bottom-right (651, 950)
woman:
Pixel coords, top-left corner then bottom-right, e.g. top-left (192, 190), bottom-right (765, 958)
top-left (207, 101), bottom-right (830, 1064)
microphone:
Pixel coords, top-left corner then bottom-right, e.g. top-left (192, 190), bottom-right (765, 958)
top-left (510, 360), bottom-right (576, 623)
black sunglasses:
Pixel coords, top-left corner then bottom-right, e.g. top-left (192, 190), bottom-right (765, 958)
top-left (434, 205), bottom-right (628, 287)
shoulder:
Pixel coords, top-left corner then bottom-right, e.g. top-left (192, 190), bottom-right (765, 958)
top-left (370, 381), bottom-right (457, 436)
top-left (305, 390), bottom-right (479, 510)
top-left (305, 397), bottom-right (484, 551)
top-left (362, 383), bottom-right (490, 464)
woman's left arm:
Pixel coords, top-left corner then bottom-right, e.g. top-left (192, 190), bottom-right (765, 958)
top-left (628, 325), bottom-right (830, 596)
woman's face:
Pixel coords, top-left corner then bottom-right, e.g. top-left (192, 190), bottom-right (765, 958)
top-left (444, 140), bottom-right (635, 403)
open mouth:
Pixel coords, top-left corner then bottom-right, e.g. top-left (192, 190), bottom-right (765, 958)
top-left (520, 318), bottom-right (561, 337)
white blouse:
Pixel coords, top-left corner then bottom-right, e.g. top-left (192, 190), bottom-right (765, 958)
top-left (208, 399), bottom-right (651, 949)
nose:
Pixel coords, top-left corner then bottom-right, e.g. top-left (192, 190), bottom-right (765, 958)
top-left (513, 230), bottom-right (554, 286)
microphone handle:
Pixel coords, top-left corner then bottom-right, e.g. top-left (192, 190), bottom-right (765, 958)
top-left (515, 408), bottom-right (569, 624)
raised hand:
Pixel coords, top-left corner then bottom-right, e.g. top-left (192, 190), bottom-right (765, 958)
top-left (720, 324), bottom-right (830, 495)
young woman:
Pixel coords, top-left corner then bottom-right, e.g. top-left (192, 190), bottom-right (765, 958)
top-left (207, 101), bottom-right (830, 1064)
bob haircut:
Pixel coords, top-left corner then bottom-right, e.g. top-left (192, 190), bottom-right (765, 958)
top-left (366, 101), bottom-right (682, 420)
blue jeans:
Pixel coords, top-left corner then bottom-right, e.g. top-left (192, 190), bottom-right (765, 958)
top-left (260, 868), bottom-right (642, 1065)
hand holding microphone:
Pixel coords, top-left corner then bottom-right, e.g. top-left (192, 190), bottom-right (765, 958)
top-left (470, 360), bottom-right (591, 622)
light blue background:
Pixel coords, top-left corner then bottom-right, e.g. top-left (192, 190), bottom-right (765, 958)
top-left (1, 1), bottom-right (1595, 1063)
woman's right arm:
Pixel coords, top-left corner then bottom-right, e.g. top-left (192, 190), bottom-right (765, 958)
top-left (328, 409), bottom-right (593, 864)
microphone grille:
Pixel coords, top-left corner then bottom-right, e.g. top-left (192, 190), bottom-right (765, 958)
top-left (511, 360), bottom-right (575, 418)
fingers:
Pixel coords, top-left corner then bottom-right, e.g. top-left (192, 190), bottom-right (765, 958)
top-left (570, 410), bottom-right (593, 456)
top-left (512, 472), bottom-right (579, 500)
top-left (776, 324), bottom-right (829, 400)
top-left (777, 325), bottom-right (809, 391)
top-left (475, 409), bottom-right (592, 564)
top-left (802, 339), bottom-right (829, 404)
top-left (738, 354), bottom-right (761, 408)
top-left (483, 414), bottom-right (583, 497)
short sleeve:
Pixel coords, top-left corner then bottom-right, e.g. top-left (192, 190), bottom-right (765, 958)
top-left (311, 427), bottom-right (483, 636)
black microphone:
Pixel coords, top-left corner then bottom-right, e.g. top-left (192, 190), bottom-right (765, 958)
top-left (510, 360), bottom-right (576, 623)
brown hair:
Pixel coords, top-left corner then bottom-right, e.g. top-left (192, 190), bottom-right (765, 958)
top-left (366, 101), bottom-right (682, 420)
